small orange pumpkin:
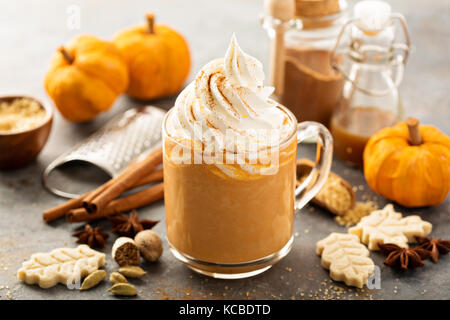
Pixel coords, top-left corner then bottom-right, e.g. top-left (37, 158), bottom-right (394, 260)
top-left (45, 35), bottom-right (129, 122)
top-left (364, 118), bottom-right (450, 207)
top-left (113, 13), bottom-right (190, 100)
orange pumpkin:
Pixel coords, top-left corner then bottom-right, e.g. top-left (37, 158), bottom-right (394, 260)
top-left (364, 118), bottom-right (450, 207)
top-left (45, 35), bottom-right (129, 122)
top-left (113, 13), bottom-right (190, 100)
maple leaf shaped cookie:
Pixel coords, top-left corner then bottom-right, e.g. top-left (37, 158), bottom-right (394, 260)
top-left (348, 204), bottom-right (432, 250)
top-left (17, 245), bottom-right (106, 289)
top-left (316, 233), bottom-right (374, 288)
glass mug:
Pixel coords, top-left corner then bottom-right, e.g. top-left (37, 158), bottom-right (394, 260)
top-left (162, 105), bottom-right (333, 279)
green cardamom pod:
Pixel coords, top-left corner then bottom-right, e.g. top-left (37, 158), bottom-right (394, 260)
top-left (109, 272), bottom-right (128, 284)
top-left (118, 265), bottom-right (147, 278)
top-left (108, 283), bottom-right (137, 296)
top-left (80, 270), bottom-right (107, 291)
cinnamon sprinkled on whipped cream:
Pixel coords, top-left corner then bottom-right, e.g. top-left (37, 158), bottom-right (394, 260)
top-left (165, 35), bottom-right (295, 177)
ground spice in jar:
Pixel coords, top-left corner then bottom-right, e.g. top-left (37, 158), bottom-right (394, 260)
top-left (0, 98), bottom-right (46, 133)
top-left (278, 0), bottom-right (346, 127)
top-left (281, 46), bottom-right (344, 127)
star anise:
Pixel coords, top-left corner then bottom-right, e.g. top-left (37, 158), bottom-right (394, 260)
top-left (415, 236), bottom-right (450, 263)
top-left (72, 224), bottom-right (109, 248)
top-left (108, 210), bottom-right (159, 237)
top-left (378, 243), bottom-right (430, 270)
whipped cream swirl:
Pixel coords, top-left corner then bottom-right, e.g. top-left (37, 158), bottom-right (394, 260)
top-left (165, 35), bottom-right (295, 177)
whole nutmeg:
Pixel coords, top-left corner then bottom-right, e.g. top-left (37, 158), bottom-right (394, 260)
top-left (134, 230), bottom-right (163, 262)
top-left (111, 237), bottom-right (140, 266)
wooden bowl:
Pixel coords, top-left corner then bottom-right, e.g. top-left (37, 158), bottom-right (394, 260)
top-left (0, 96), bottom-right (53, 170)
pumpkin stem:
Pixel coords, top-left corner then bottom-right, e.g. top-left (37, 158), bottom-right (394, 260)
top-left (58, 46), bottom-right (74, 64)
top-left (146, 13), bottom-right (155, 34)
top-left (406, 117), bottom-right (422, 146)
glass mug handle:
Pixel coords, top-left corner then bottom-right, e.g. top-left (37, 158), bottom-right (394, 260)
top-left (294, 122), bottom-right (333, 211)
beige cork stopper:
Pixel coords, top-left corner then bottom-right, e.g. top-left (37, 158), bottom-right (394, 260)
top-left (112, 237), bottom-right (141, 266)
top-left (295, 0), bottom-right (340, 17)
top-left (265, 0), bottom-right (296, 21)
top-left (264, 0), bottom-right (295, 97)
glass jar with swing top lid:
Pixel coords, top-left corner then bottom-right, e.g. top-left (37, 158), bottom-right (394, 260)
top-left (330, 0), bottom-right (411, 167)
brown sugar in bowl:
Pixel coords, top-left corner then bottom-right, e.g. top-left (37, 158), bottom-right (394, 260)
top-left (0, 96), bottom-right (53, 170)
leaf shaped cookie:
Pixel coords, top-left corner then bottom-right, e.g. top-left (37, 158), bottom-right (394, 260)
top-left (316, 233), bottom-right (374, 288)
top-left (17, 245), bottom-right (106, 289)
top-left (348, 204), bottom-right (432, 250)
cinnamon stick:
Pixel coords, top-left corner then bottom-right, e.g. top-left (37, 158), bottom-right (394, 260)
top-left (132, 167), bottom-right (163, 188)
top-left (80, 165), bottom-right (163, 208)
top-left (67, 183), bottom-right (164, 223)
top-left (43, 167), bottom-right (164, 223)
top-left (81, 179), bottom-right (115, 210)
top-left (43, 195), bottom-right (87, 223)
top-left (85, 147), bottom-right (163, 214)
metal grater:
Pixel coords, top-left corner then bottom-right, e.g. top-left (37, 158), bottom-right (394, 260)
top-left (42, 106), bottom-right (166, 199)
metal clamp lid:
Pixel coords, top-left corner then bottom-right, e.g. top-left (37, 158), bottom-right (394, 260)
top-left (330, 12), bottom-right (411, 97)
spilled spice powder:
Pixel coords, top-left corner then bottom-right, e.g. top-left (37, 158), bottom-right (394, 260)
top-left (298, 169), bottom-right (378, 226)
top-left (335, 201), bottom-right (379, 227)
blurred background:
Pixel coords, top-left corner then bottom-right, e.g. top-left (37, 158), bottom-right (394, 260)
top-left (0, 1), bottom-right (448, 150)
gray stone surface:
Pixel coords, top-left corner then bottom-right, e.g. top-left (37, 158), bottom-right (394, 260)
top-left (0, 0), bottom-right (448, 300)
